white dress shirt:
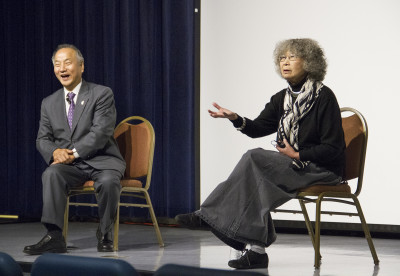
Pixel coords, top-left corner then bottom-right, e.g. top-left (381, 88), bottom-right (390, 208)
top-left (63, 81), bottom-right (82, 159)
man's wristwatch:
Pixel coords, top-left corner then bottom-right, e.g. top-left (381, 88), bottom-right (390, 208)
top-left (72, 148), bottom-right (80, 159)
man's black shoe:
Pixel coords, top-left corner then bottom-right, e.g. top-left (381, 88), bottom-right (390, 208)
top-left (228, 249), bottom-right (269, 269)
top-left (23, 234), bottom-right (67, 255)
top-left (97, 227), bottom-right (114, 252)
top-left (175, 212), bottom-right (209, 230)
top-left (97, 236), bottom-right (114, 252)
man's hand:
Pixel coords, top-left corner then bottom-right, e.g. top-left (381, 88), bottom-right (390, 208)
top-left (275, 139), bottom-right (300, 160)
top-left (52, 148), bottom-right (75, 165)
top-left (208, 102), bottom-right (238, 121)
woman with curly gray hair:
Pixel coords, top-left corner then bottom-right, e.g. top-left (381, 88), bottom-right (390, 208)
top-left (176, 38), bottom-right (345, 269)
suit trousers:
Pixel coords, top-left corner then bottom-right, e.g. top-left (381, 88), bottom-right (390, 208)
top-left (41, 161), bottom-right (122, 235)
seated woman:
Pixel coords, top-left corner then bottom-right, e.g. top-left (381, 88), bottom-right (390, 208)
top-left (176, 38), bottom-right (345, 269)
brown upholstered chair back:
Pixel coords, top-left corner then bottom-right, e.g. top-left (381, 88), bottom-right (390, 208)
top-left (341, 112), bottom-right (367, 182)
top-left (114, 121), bottom-right (152, 179)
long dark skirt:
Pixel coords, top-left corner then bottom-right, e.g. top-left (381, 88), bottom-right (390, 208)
top-left (196, 148), bottom-right (342, 248)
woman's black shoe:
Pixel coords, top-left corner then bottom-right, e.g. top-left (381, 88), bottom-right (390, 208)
top-left (228, 249), bottom-right (269, 269)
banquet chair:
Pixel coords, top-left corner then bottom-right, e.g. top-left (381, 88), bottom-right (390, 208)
top-left (31, 253), bottom-right (139, 276)
top-left (154, 264), bottom-right (265, 276)
top-left (274, 107), bottom-right (379, 268)
top-left (62, 116), bottom-right (164, 250)
top-left (0, 252), bottom-right (23, 276)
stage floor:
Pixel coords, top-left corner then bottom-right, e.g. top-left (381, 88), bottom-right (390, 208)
top-left (1, 221), bottom-right (399, 275)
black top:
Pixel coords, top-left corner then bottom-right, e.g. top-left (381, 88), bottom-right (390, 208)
top-left (232, 85), bottom-right (345, 177)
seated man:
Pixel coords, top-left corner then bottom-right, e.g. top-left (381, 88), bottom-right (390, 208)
top-left (23, 44), bottom-right (126, 255)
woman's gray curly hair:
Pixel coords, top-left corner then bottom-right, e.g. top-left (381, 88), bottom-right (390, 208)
top-left (273, 38), bottom-right (327, 82)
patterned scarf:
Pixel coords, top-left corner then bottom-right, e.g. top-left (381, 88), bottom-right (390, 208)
top-left (277, 78), bottom-right (324, 151)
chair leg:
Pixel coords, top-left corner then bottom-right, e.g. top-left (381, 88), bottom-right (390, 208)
top-left (63, 196), bottom-right (70, 243)
top-left (314, 196), bottom-right (323, 268)
top-left (299, 200), bottom-right (316, 248)
top-left (352, 196), bottom-right (379, 265)
top-left (113, 203), bottom-right (120, 251)
top-left (299, 199), bottom-right (322, 262)
top-left (144, 191), bottom-right (164, 247)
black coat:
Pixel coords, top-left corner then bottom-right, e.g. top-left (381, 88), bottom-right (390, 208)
top-left (232, 85), bottom-right (345, 177)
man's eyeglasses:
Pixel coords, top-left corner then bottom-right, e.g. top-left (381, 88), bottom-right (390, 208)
top-left (279, 55), bottom-right (297, 62)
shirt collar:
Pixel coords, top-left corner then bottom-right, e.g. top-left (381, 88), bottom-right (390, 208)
top-left (64, 81), bottom-right (82, 100)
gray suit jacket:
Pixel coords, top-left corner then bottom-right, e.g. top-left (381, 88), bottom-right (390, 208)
top-left (36, 80), bottom-right (126, 175)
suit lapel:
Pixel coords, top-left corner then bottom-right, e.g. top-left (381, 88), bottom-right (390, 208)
top-left (71, 80), bottom-right (90, 134)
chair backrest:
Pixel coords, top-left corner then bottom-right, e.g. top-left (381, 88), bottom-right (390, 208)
top-left (31, 253), bottom-right (139, 276)
top-left (114, 116), bottom-right (155, 189)
top-left (154, 264), bottom-right (265, 276)
top-left (341, 107), bottom-right (368, 196)
top-left (0, 252), bottom-right (23, 276)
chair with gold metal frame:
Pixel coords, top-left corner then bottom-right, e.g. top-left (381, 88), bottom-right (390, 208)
top-left (0, 215), bottom-right (18, 219)
top-left (62, 116), bottom-right (164, 250)
top-left (274, 107), bottom-right (379, 268)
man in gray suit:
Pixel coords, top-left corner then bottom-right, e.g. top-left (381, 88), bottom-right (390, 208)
top-left (23, 44), bottom-right (126, 254)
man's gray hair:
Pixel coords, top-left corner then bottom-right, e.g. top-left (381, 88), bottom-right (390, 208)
top-left (273, 38), bottom-right (327, 82)
top-left (51, 44), bottom-right (84, 65)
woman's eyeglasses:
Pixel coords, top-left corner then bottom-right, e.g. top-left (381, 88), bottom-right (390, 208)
top-left (279, 55), bottom-right (297, 62)
top-left (271, 140), bottom-right (285, 148)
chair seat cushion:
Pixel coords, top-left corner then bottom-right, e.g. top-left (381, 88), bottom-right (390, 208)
top-left (121, 179), bottom-right (143, 188)
top-left (82, 179), bottom-right (142, 188)
top-left (298, 183), bottom-right (351, 193)
top-left (83, 180), bottom-right (94, 187)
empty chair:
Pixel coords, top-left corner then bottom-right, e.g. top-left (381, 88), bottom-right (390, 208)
top-left (0, 252), bottom-right (23, 276)
top-left (154, 264), bottom-right (265, 276)
top-left (31, 253), bottom-right (139, 276)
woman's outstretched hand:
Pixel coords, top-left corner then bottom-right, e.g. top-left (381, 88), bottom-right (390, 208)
top-left (208, 102), bottom-right (238, 120)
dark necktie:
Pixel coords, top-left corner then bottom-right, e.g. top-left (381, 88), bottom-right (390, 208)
top-left (67, 92), bottom-right (76, 129)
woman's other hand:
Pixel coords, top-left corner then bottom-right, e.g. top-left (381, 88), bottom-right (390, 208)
top-left (208, 102), bottom-right (238, 120)
top-left (276, 139), bottom-right (300, 160)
